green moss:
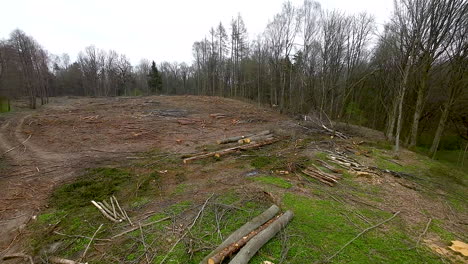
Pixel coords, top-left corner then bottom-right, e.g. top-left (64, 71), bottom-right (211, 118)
top-left (51, 168), bottom-right (131, 209)
top-left (248, 193), bottom-right (443, 264)
top-left (251, 175), bottom-right (293, 189)
top-left (250, 155), bottom-right (280, 169)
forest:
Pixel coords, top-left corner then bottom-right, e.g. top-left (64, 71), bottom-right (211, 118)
top-left (0, 0), bottom-right (467, 159)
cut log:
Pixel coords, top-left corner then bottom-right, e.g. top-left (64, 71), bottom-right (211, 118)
top-left (49, 256), bottom-right (86, 264)
top-left (238, 133), bottom-right (273, 144)
top-left (228, 211), bottom-right (294, 264)
top-left (302, 169), bottom-right (336, 186)
top-left (217, 130), bottom-right (271, 144)
top-left (208, 215), bottom-right (281, 264)
top-left (200, 205), bottom-right (280, 264)
top-left (91, 200), bottom-right (121, 223)
top-left (316, 159), bottom-right (342, 173)
top-left (184, 138), bottom-right (279, 164)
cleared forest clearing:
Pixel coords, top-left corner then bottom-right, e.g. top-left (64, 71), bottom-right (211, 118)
top-left (0, 96), bottom-right (466, 263)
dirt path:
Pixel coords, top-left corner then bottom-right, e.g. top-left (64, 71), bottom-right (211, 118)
top-left (0, 96), bottom-right (286, 253)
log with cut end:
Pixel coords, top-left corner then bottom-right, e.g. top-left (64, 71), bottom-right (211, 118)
top-left (217, 130), bottom-right (271, 144)
top-left (228, 210), bottom-right (294, 264)
top-left (49, 256), bottom-right (86, 264)
top-left (184, 138), bottom-right (279, 164)
top-left (208, 215), bottom-right (281, 264)
top-left (200, 205), bottom-right (280, 264)
top-left (238, 133), bottom-right (273, 144)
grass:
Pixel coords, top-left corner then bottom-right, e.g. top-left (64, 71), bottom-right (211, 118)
top-left (247, 192), bottom-right (444, 264)
top-left (24, 139), bottom-right (465, 263)
top-left (50, 167), bottom-right (132, 209)
top-left (251, 175), bottom-right (293, 189)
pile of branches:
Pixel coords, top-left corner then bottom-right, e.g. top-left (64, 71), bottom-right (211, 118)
top-left (301, 114), bottom-right (349, 140)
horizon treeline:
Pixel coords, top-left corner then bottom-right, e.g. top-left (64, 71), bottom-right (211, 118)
top-left (0, 0), bottom-right (467, 158)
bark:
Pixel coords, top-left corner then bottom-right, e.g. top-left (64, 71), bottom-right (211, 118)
top-left (238, 134), bottom-right (273, 144)
top-left (184, 138), bottom-right (279, 163)
top-left (429, 103), bottom-right (450, 158)
top-left (200, 205), bottom-right (280, 264)
top-left (208, 215), bottom-right (281, 264)
top-left (228, 210), bottom-right (294, 264)
top-left (385, 98), bottom-right (398, 141)
top-left (217, 130), bottom-right (271, 144)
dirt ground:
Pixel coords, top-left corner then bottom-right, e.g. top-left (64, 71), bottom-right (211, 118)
top-left (0, 96), bottom-right (466, 263)
top-left (0, 96), bottom-right (289, 252)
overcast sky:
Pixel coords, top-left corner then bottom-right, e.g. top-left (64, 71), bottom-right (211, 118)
top-left (1, 0), bottom-right (393, 65)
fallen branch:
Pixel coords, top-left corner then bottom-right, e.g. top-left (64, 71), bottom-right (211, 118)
top-left (80, 224), bottom-right (103, 262)
top-left (2, 134), bottom-right (32, 156)
top-left (217, 130), bottom-right (271, 144)
top-left (325, 211), bottom-right (401, 262)
top-left (184, 138), bottom-right (279, 164)
top-left (201, 205), bottom-right (280, 264)
top-left (416, 218), bottom-right (432, 247)
top-left (49, 256), bottom-right (86, 264)
top-left (112, 195), bottom-right (133, 226)
top-left (111, 216), bottom-right (171, 239)
top-left (91, 201), bottom-right (121, 223)
top-left (2, 253), bottom-right (34, 264)
top-left (228, 210), bottom-right (294, 264)
top-left (158, 193), bottom-right (214, 264)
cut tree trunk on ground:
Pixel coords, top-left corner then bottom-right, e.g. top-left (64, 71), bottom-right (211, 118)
top-left (200, 205), bottom-right (280, 264)
top-left (238, 133), bottom-right (273, 144)
top-left (217, 130), bottom-right (271, 144)
top-left (302, 169), bottom-right (336, 186)
top-left (184, 138), bottom-right (279, 164)
top-left (49, 256), bottom-right (86, 264)
top-left (228, 210), bottom-right (294, 264)
top-left (208, 215), bottom-right (281, 264)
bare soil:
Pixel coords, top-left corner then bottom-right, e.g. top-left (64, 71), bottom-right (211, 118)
top-left (0, 96), bottom-right (466, 263)
top-left (0, 96), bottom-right (287, 252)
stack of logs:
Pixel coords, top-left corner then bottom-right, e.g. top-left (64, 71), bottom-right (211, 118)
top-left (183, 130), bottom-right (278, 164)
top-left (201, 205), bottom-right (293, 264)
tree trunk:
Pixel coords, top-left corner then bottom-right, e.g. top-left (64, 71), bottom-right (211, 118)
top-left (385, 98), bottom-right (398, 141)
top-left (395, 62), bottom-right (411, 153)
top-left (200, 205), bottom-right (280, 264)
top-left (429, 103), bottom-right (450, 158)
top-left (228, 210), bottom-right (294, 264)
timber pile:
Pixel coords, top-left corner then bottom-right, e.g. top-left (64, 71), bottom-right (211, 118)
top-left (184, 136), bottom-right (278, 164)
top-left (217, 130), bottom-right (271, 144)
top-left (302, 163), bottom-right (341, 186)
top-left (201, 205), bottom-right (293, 264)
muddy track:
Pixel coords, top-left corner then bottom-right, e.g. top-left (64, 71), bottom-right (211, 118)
top-left (0, 96), bottom-right (286, 255)
top-left (0, 112), bottom-right (76, 253)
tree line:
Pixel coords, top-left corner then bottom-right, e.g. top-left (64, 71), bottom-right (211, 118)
top-left (0, 0), bottom-right (467, 158)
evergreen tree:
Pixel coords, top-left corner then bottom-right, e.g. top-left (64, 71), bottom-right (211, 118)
top-left (147, 61), bottom-right (162, 94)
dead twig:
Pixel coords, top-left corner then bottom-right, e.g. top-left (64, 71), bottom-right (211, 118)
top-left (80, 224), bottom-right (103, 262)
top-left (111, 216), bottom-right (171, 239)
top-left (325, 211), bottom-right (401, 262)
top-left (139, 223), bottom-right (150, 264)
top-left (416, 218), bottom-right (432, 247)
top-left (158, 193), bottom-right (214, 264)
top-left (2, 253), bottom-right (34, 264)
top-left (2, 134), bottom-right (32, 156)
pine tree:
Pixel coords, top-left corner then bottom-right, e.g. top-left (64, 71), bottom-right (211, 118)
top-left (148, 61), bottom-right (162, 94)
